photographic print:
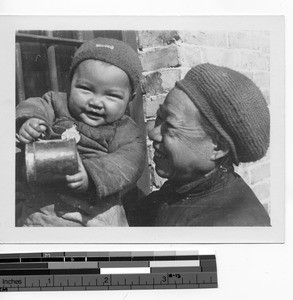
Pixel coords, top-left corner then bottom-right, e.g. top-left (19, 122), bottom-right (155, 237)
top-left (0, 16), bottom-right (285, 243)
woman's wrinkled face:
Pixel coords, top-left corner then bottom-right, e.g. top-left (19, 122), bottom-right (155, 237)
top-left (68, 59), bottom-right (131, 127)
top-left (148, 87), bottom-right (217, 183)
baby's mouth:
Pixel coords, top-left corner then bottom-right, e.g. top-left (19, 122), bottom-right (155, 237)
top-left (87, 111), bottom-right (105, 120)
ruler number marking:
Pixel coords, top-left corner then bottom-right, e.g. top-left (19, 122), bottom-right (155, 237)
top-left (103, 276), bottom-right (109, 285)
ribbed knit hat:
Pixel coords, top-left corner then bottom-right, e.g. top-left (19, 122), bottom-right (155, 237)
top-left (176, 63), bottom-right (270, 165)
top-left (69, 37), bottom-right (142, 94)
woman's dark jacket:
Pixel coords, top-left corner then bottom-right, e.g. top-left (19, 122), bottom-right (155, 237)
top-left (129, 166), bottom-right (270, 226)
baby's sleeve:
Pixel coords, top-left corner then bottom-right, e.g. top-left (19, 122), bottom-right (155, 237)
top-left (82, 116), bottom-right (147, 200)
top-left (15, 91), bottom-right (56, 131)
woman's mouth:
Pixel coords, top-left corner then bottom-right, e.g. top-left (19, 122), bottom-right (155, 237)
top-left (154, 149), bottom-right (167, 159)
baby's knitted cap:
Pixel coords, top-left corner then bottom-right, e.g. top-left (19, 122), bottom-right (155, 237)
top-left (70, 37), bottom-right (142, 94)
top-left (176, 63), bottom-right (270, 165)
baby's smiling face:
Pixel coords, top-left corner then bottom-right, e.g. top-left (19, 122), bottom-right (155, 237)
top-left (68, 59), bottom-right (131, 127)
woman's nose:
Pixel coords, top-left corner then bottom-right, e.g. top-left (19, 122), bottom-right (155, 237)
top-left (148, 122), bottom-right (162, 142)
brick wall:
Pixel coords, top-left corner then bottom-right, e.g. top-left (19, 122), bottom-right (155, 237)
top-left (137, 30), bottom-right (271, 214)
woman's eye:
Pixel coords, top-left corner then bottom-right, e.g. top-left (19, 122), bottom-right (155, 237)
top-left (165, 121), bottom-right (174, 129)
top-left (166, 127), bottom-right (178, 138)
top-left (163, 122), bottom-right (178, 137)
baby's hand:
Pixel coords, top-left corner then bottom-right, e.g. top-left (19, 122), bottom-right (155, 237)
top-left (66, 153), bottom-right (89, 193)
top-left (18, 118), bottom-right (47, 144)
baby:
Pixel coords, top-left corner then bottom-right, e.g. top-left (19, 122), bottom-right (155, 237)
top-left (16, 37), bottom-right (146, 227)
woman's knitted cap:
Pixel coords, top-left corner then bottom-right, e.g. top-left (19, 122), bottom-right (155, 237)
top-left (175, 63), bottom-right (270, 165)
top-left (69, 37), bottom-right (142, 94)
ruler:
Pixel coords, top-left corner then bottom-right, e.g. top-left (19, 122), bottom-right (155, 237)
top-left (0, 251), bottom-right (217, 291)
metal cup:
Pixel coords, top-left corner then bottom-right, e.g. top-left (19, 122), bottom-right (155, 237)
top-left (25, 139), bottom-right (78, 184)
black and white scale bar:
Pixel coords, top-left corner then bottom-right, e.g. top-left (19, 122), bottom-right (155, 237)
top-left (0, 271), bottom-right (217, 291)
top-left (0, 251), bottom-right (214, 262)
top-left (0, 251), bottom-right (217, 291)
top-left (0, 262), bottom-right (215, 274)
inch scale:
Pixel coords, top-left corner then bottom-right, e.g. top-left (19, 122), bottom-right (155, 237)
top-left (0, 251), bottom-right (217, 291)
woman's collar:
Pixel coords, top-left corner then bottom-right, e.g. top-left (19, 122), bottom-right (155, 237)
top-left (163, 162), bottom-right (233, 195)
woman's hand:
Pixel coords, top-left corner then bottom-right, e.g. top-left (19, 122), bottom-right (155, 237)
top-left (66, 153), bottom-right (89, 192)
top-left (18, 118), bottom-right (47, 144)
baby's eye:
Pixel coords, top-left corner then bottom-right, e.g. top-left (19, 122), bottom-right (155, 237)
top-left (107, 93), bottom-right (123, 100)
top-left (77, 85), bottom-right (91, 91)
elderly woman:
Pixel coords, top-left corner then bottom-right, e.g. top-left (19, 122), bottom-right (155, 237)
top-left (131, 63), bottom-right (270, 226)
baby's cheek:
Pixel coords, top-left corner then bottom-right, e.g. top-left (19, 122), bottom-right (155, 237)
top-left (106, 106), bottom-right (124, 122)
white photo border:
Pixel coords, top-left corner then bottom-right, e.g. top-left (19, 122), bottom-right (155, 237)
top-left (0, 15), bottom-right (285, 243)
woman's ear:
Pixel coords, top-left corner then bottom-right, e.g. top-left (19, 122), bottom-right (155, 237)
top-left (210, 143), bottom-right (229, 161)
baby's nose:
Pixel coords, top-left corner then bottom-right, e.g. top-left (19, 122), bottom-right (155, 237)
top-left (89, 96), bottom-right (103, 109)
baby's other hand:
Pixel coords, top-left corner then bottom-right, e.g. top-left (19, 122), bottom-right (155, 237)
top-left (66, 154), bottom-right (89, 193)
top-left (18, 118), bottom-right (47, 144)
